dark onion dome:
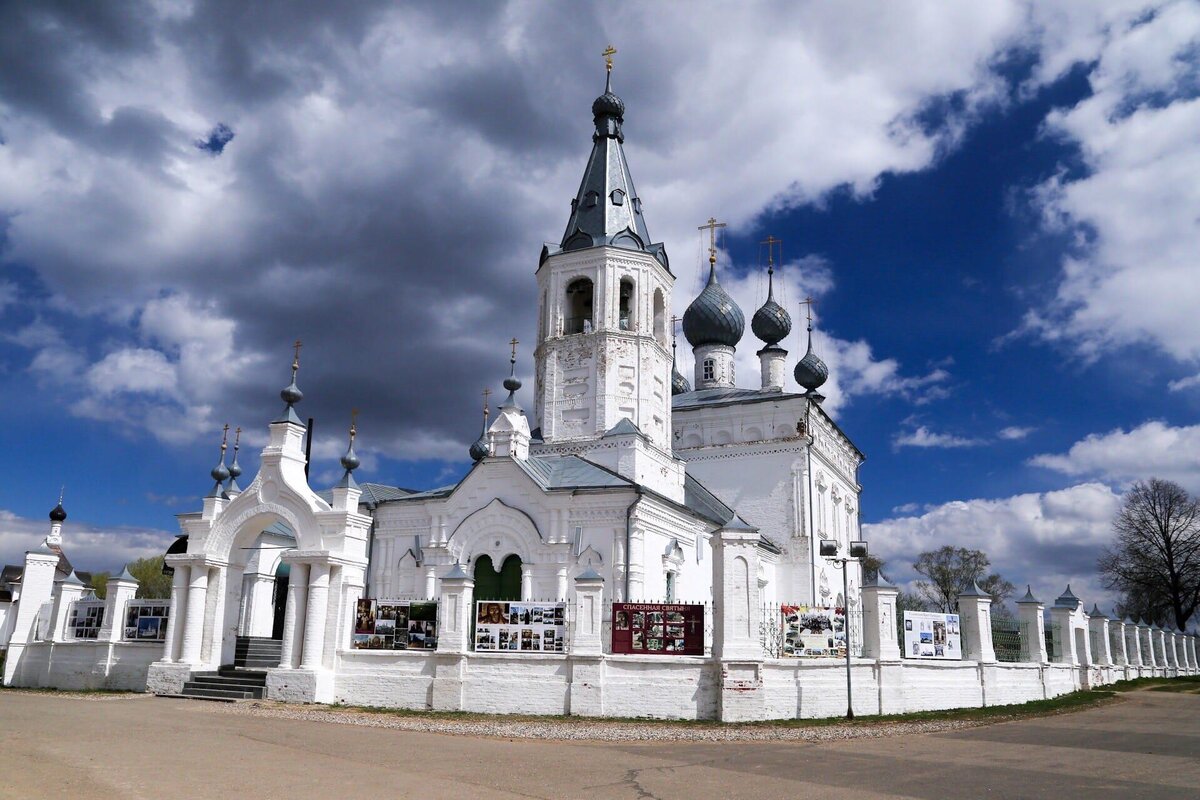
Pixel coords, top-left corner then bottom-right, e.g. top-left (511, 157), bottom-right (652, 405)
top-left (683, 262), bottom-right (745, 348)
top-left (751, 266), bottom-right (791, 347)
top-left (671, 340), bottom-right (691, 395)
top-left (210, 457), bottom-right (230, 484)
top-left (340, 441), bottom-right (360, 473)
top-left (49, 501), bottom-right (67, 522)
top-left (794, 322), bottom-right (828, 392)
top-left (592, 88), bottom-right (625, 122)
top-left (469, 432), bottom-right (491, 462)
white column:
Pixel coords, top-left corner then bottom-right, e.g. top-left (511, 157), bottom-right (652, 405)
top-left (52, 577), bottom-right (85, 642)
top-left (571, 570), bottom-right (605, 656)
top-left (556, 566), bottom-right (569, 601)
top-left (101, 573), bottom-right (139, 643)
top-left (520, 565), bottom-right (533, 601)
top-left (712, 525), bottom-right (761, 660)
top-left (958, 585), bottom-right (997, 663)
top-left (180, 566), bottom-right (209, 666)
top-left (1088, 613), bottom-right (1111, 666)
top-left (437, 565), bottom-right (473, 654)
top-left (162, 566), bottom-right (188, 663)
top-left (300, 562), bottom-right (330, 670)
top-left (860, 577), bottom-right (900, 660)
top-left (424, 565), bottom-right (437, 599)
top-left (1016, 590), bottom-right (1047, 662)
top-left (278, 562), bottom-right (308, 669)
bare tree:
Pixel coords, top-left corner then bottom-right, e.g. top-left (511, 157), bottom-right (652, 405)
top-left (1098, 478), bottom-right (1200, 630)
top-left (861, 555), bottom-right (929, 613)
top-left (912, 546), bottom-right (1015, 613)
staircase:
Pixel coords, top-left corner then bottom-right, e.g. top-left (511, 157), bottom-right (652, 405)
top-left (234, 635), bottom-right (283, 668)
top-left (181, 667), bottom-right (268, 701)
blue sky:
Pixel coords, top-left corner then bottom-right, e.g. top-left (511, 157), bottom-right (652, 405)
top-left (1, 2), bottom-right (1199, 619)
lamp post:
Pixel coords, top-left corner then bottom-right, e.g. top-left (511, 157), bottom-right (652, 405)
top-left (820, 537), bottom-right (868, 720)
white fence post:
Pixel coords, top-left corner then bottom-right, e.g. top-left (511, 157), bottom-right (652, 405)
top-left (1016, 586), bottom-right (1047, 663)
top-left (958, 582), bottom-right (996, 664)
top-left (101, 567), bottom-right (139, 642)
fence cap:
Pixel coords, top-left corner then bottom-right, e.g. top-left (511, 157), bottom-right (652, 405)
top-left (62, 570), bottom-right (84, 587)
top-left (115, 564), bottom-right (139, 583)
top-left (1089, 603), bottom-right (1106, 619)
top-left (1053, 584), bottom-right (1080, 608)
top-left (863, 571), bottom-right (895, 589)
top-left (1016, 584), bottom-right (1041, 605)
top-left (958, 581), bottom-right (988, 598)
top-left (1150, 621), bottom-right (1162, 631)
top-left (441, 564), bottom-right (470, 581)
top-left (574, 567), bottom-right (604, 583)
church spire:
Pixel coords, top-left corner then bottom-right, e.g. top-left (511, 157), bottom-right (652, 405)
top-left (556, 46), bottom-right (666, 268)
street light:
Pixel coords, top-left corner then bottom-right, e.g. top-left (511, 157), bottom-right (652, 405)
top-left (820, 537), bottom-right (868, 719)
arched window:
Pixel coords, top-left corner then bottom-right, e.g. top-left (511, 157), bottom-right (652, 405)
top-left (564, 278), bottom-right (594, 334)
top-left (619, 278), bottom-right (635, 331)
top-left (703, 358), bottom-right (715, 382)
top-left (653, 289), bottom-right (666, 344)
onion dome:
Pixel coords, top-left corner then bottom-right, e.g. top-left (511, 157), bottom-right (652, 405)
top-left (337, 414), bottom-right (360, 489)
top-left (470, 391), bottom-right (492, 462)
top-left (592, 88), bottom-right (625, 123)
top-left (794, 317), bottom-right (828, 396)
top-left (683, 261), bottom-right (745, 348)
top-left (499, 340), bottom-right (523, 412)
top-left (207, 425), bottom-right (231, 498)
top-left (49, 496), bottom-right (67, 523)
top-left (227, 427), bottom-right (243, 493)
top-left (276, 340), bottom-right (305, 425)
top-left (670, 338), bottom-right (691, 395)
top-left (751, 260), bottom-right (791, 348)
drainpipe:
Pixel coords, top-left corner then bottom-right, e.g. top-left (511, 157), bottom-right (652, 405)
top-left (624, 489), bottom-right (645, 601)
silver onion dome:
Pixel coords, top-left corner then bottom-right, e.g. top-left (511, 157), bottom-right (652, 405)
top-left (670, 339), bottom-right (691, 395)
top-left (751, 262), bottom-right (791, 347)
top-left (683, 262), bottom-right (744, 348)
top-left (794, 321), bottom-right (828, 394)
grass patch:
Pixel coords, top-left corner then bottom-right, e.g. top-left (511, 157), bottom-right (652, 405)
top-left (303, 688), bottom-right (1115, 729)
top-left (1108, 674), bottom-right (1200, 693)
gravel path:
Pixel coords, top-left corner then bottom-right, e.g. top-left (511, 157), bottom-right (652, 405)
top-left (211, 700), bottom-right (991, 742)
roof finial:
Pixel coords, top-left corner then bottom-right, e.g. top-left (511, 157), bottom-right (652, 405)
top-left (751, 236), bottom-right (792, 348)
top-left (49, 487), bottom-right (67, 523)
top-left (603, 44), bottom-right (616, 91)
top-left (500, 338), bottom-right (523, 411)
top-left (699, 217), bottom-right (726, 275)
top-left (470, 388), bottom-right (493, 461)
top-left (793, 297), bottom-right (828, 399)
top-left (208, 424), bottom-right (231, 498)
top-left (227, 426), bottom-right (243, 493)
top-left (337, 409), bottom-right (361, 489)
top-left (276, 339), bottom-right (305, 424)
top-left (762, 235), bottom-right (779, 298)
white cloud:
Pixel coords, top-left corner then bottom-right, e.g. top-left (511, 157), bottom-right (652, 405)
top-left (0, 509), bottom-right (174, 574)
top-left (1021, 2), bottom-right (1200, 366)
top-left (998, 425), bottom-right (1035, 440)
top-left (893, 425), bottom-right (984, 450)
top-left (1030, 420), bottom-right (1200, 491)
top-left (87, 348), bottom-right (177, 396)
top-left (1168, 373), bottom-right (1200, 392)
top-left (864, 482), bottom-right (1123, 612)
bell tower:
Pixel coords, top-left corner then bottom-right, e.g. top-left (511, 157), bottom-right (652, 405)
top-left (533, 50), bottom-right (675, 452)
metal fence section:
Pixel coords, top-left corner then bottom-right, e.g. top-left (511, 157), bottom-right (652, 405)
top-left (991, 619), bottom-right (1026, 662)
top-left (1045, 624), bottom-right (1061, 661)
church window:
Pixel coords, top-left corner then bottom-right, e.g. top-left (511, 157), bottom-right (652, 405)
top-left (703, 358), bottom-right (714, 381)
top-left (610, 189), bottom-right (625, 206)
top-left (584, 191), bottom-right (599, 208)
top-left (619, 278), bottom-right (635, 330)
top-left (565, 278), bottom-right (594, 334)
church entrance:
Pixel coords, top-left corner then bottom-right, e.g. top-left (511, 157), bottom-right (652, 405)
top-left (270, 562), bottom-right (290, 640)
top-left (473, 554), bottom-right (522, 600)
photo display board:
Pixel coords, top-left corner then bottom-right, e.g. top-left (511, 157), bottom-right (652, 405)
top-left (474, 601), bottom-right (566, 652)
top-left (903, 610), bottom-right (961, 659)
top-left (68, 602), bottom-right (105, 640)
top-left (352, 599), bottom-right (439, 650)
top-left (780, 604), bottom-right (846, 658)
top-left (611, 603), bottom-right (704, 655)
top-left (124, 601), bottom-right (169, 641)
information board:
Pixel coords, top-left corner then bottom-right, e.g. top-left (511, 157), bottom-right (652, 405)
top-left (474, 601), bottom-right (566, 652)
top-left (611, 603), bottom-right (704, 655)
top-left (903, 610), bottom-right (961, 659)
top-left (352, 599), bottom-right (438, 650)
top-left (780, 604), bottom-right (846, 658)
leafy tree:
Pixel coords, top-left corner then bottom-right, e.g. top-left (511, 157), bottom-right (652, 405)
top-left (129, 555), bottom-right (172, 599)
top-left (912, 546), bottom-right (1015, 614)
top-left (1098, 478), bottom-right (1200, 630)
top-left (88, 572), bottom-right (110, 600)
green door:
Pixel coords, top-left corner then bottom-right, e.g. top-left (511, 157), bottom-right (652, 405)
top-left (472, 554), bottom-right (521, 601)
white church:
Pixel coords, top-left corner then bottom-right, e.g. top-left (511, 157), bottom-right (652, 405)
top-left (4, 61), bottom-right (1190, 719)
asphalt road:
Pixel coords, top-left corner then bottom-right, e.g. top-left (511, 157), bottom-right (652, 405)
top-left (1, 690), bottom-right (1197, 799)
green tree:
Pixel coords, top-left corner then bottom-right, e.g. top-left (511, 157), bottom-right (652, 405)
top-left (912, 546), bottom-right (1015, 614)
top-left (88, 571), bottom-right (111, 600)
top-left (128, 555), bottom-right (172, 599)
top-left (1098, 478), bottom-right (1200, 630)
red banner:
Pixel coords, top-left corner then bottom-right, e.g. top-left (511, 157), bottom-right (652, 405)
top-left (611, 603), bottom-right (704, 655)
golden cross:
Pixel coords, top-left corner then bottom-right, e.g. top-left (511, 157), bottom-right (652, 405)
top-left (698, 217), bottom-right (726, 263)
top-left (603, 45), bottom-right (617, 72)
top-left (509, 337), bottom-right (519, 361)
top-left (292, 339), bottom-right (302, 370)
top-left (761, 235), bottom-right (780, 266)
top-left (350, 408), bottom-right (359, 438)
top-left (233, 426), bottom-right (242, 451)
top-left (800, 296), bottom-right (816, 322)
top-left (482, 387), bottom-right (492, 418)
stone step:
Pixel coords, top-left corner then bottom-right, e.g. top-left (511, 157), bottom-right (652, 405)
top-left (180, 685), bottom-right (261, 700)
top-left (233, 657), bottom-right (280, 668)
top-left (188, 677), bottom-right (266, 692)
